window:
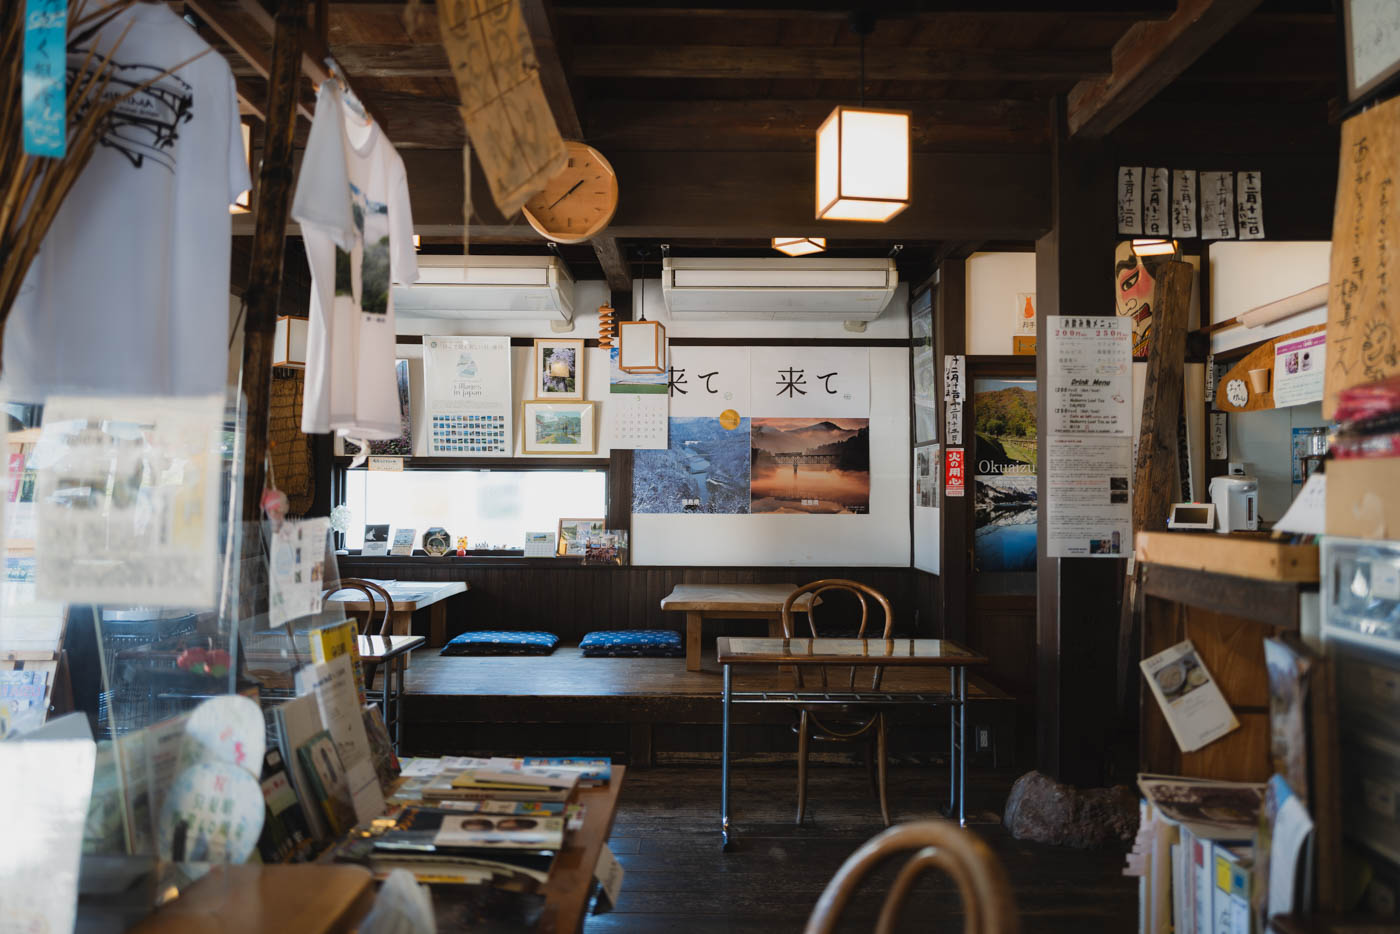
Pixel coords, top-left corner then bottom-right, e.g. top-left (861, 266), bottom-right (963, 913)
top-left (341, 468), bottom-right (607, 551)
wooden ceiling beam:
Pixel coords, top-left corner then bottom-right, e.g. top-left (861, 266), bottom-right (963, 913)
top-left (549, 1), bottom-right (1175, 14)
top-left (183, 0), bottom-right (314, 120)
top-left (570, 45), bottom-right (1110, 82)
top-left (519, 0), bottom-right (631, 293)
top-left (1066, 0), bottom-right (1263, 139)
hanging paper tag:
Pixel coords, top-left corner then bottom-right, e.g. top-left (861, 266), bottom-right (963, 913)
top-left (23, 0), bottom-right (67, 158)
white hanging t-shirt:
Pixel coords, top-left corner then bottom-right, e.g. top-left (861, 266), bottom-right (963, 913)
top-left (292, 83), bottom-right (417, 439)
top-left (4, 2), bottom-right (249, 402)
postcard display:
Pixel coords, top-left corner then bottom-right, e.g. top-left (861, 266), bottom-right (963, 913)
top-left (1044, 316), bottom-right (1134, 557)
top-left (633, 347), bottom-right (871, 515)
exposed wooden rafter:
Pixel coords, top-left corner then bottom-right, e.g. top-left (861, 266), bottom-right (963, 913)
top-left (1066, 0), bottom-right (1263, 139)
top-left (183, 0), bottom-right (313, 120)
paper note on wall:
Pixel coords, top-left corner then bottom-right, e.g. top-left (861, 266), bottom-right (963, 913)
top-left (1200, 171), bottom-right (1236, 240)
top-left (1143, 168), bottom-right (1169, 237)
top-left (1117, 166), bottom-right (1142, 234)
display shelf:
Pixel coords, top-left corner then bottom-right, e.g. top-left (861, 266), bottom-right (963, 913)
top-left (1136, 530), bottom-right (1320, 583)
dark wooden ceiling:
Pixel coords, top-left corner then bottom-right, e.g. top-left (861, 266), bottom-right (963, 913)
top-left (209, 0), bottom-right (1339, 288)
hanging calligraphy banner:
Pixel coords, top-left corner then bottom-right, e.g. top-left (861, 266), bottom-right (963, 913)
top-left (1326, 97), bottom-right (1400, 417)
top-left (748, 348), bottom-right (869, 418)
top-left (1236, 171), bottom-right (1265, 240)
top-left (1117, 167), bottom-right (1142, 235)
top-left (1171, 169), bottom-right (1198, 238)
top-left (1200, 171), bottom-right (1237, 240)
top-left (944, 354), bottom-right (965, 446)
top-left (1142, 168), bottom-right (1169, 237)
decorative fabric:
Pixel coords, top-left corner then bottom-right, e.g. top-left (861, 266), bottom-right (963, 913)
top-left (440, 630), bottom-right (558, 657)
top-left (579, 629), bottom-right (684, 658)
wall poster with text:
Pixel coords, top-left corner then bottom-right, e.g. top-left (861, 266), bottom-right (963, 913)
top-left (972, 379), bottom-right (1038, 591)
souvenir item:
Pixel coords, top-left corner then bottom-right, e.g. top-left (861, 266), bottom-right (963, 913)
top-left (423, 528), bottom-right (451, 556)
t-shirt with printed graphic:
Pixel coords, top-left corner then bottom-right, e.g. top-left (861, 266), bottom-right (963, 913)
top-left (4, 2), bottom-right (249, 401)
top-left (292, 83), bottom-right (417, 439)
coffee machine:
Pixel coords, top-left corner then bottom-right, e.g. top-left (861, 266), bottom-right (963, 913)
top-left (1209, 475), bottom-right (1259, 533)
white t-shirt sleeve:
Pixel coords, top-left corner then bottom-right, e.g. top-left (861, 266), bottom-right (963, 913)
top-left (388, 153), bottom-right (418, 285)
top-left (226, 81), bottom-right (251, 205)
top-left (291, 83), bottom-right (354, 249)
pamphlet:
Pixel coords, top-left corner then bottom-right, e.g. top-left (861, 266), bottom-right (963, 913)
top-left (1137, 772), bottom-right (1266, 840)
top-left (295, 654), bottom-right (386, 824)
top-left (269, 516), bottom-right (330, 628)
top-left (1140, 640), bottom-right (1240, 753)
top-left (391, 528), bottom-right (416, 557)
top-left (433, 813), bottom-right (566, 850)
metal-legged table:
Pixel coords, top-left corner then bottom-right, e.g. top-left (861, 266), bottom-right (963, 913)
top-left (358, 634), bottom-right (423, 751)
top-left (717, 637), bottom-right (986, 848)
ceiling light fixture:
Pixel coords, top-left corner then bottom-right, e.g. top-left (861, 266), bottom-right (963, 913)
top-left (772, 236), bottom-right (827, 257)
top-left (1131, 238), bottom-right (1179, 257)
top-left (815, 12), bottom-right (910, 223)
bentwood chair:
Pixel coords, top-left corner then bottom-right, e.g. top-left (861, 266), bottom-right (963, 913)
top-left (322, 577), bottom-right (395, 689)
top-left (780, 578), bottom-right (896, 826)
top-left (804, 821), bottom-right (1019, 934)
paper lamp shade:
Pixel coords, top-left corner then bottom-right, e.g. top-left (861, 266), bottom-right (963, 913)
top-left (618, 319), bottom-right (667, 374)
top-left (773, 236), bottom-right (827, 257)
top-left (273, 315), bottom-right (308, 368)
top-left (815, 106), bottom-right (911, 222)
top-left (1131, 238), bottom-right (1178, 257)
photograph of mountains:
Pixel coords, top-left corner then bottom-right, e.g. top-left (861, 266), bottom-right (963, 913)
top-left (972, 380), bottom-right (1037, 574)
top-left (633, 417), bottom-right (752, 514)
top-left (750, 418), bottom-right (870, 514)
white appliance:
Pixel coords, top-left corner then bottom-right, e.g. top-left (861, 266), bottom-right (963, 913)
top-left (660, 256), bottom-right (898, 321)
top-left (391, 256), bottom-right (575, 327)
top-left (1208, 475), bottom-right (1259, 532)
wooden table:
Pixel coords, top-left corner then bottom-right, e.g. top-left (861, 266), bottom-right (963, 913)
top-left (660, 584), bottom-right (814, 672)
top-left (715, 637), bottom-right (987, 846)
top-left (328, 580), bottom-right (467, 647)
top-left (358, 634), bottom-right (424, 752)
top-left (129, 865), bottom-right (373, 933)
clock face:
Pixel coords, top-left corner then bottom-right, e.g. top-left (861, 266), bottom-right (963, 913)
top-left (1225, 378), bottom-right (1249, 408)
top-left (522, 141), bottom-right (619, 244)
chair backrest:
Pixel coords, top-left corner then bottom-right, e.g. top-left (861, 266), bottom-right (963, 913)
top-left (780, 579), bottom-right (894, 690)
top-left (803, 821), bottom-right (1020, 934)
top-left (322, 578), bottom-right (395, 637)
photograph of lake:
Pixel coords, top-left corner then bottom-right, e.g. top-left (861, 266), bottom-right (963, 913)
top-left (750, 417), bottom-right (870, 514)
top-left (633, 416), bottom-right (752, 514)
top-left (972, 379), bottom-right (1037, 574)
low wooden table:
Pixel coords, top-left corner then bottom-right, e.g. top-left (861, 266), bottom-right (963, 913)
top-left (129, 865), bottom-right (373, 933)
top-left (660, 584), bottom-right (814, 672)
top-left (715, 637), bottom-right (987, 846)
top-left (328, 580), bottom-right (467, 648)
top-left (358, 634), bottom-right (423, 752)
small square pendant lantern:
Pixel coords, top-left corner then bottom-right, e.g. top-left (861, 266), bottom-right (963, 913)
top-left (618, 319), bottom-right (667, 374)
top-left (772, 236), bottom-right (826, 257)
top-left (815, 106), bottom-right (911, 222)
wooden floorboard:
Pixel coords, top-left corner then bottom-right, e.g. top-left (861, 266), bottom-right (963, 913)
top-left (583, 764), bottom-right (1136, 934)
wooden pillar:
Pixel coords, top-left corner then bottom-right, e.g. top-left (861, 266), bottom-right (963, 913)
top-left (605, 287), bottom-right (634, 534)
top-left (239, 0), bottom-right (306, 522)
top-left (1033, 97), bottom-right (1123, 786)
top-left (935, 258), bottom-right (968, 644)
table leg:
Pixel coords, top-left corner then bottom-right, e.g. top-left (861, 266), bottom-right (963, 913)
top-left (948, 689), bottom-right (956, 818)
top-left (686, 613), bottom-right (703, 672)
top-left (395, 611), bottom-right (414, 669)
top-left (392, 654), bottom-right (405, 751)
top-left (429, 602), bottom-right (447, 648)
top-left (958, 665), bottom-right (967, 827)
top-left (721, 663), bottom-right (731, 849)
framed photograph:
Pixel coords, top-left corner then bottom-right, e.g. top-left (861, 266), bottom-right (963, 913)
top-left (521, 401), bottom-right (597, 455)
top-left (534, 338), bottom-right (585, 400)
top-left (1340, 1), bottom-right (1400, 111)
top-left (583, 530), bottom-right (629, 566)
top-left (557, 518), bottom-right (605, 556)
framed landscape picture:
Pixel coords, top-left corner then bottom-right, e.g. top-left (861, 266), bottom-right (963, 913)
top-left (534, 338), bottom-right (585, 400)
top-left (557, 518), bottom-right (605, 556)
top-left (1340, 0), bottom-right (1400, 111)
top-left (522, 400), bottom-right (597, 455)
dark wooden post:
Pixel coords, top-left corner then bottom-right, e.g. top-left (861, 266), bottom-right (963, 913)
top-left (606, 288), bottom-right (634, 535)
top-left (1033, 97), bottom-right (1122, 787)
top-left (239, 0), bottom-right (306, 522)
top-left (935, 258), bottom-right (968, 644)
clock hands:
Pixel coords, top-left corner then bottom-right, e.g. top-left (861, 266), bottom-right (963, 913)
top-left (548, 179), bottom-right (585, 210)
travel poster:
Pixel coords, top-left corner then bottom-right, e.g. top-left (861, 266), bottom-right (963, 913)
top-left (972, 379), bottom-right (1037, 574)
top-left (750, 418), bottom-right (870, 515)
top-left (634, 416), bottom-right (751, 514)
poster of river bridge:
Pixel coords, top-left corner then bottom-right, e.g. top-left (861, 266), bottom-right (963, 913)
top-left (972, 379), bottom-right (1037, 575)
top-left (750, 418), bottom-right (870, 514)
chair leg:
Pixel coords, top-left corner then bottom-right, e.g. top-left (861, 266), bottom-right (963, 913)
top-left (876, 714), bottom-right (890, 827)
top-left (797, 710), bottom-right (810, 825)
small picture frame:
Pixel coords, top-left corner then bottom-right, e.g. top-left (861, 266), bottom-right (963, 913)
top-left (533, 338), bottom-right (585, 401)
top-left (362, 523), bottom-right (390, 556)
top-left (557, 518), bottom-right (605, 556)
top-left (522, 400), bottom-right (597, 455)
top-left (1340, 0), bottom-right (1400, 112)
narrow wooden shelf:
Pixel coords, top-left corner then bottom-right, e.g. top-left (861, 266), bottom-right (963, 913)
top-left (1136, 531), bottom-right (1319, 583)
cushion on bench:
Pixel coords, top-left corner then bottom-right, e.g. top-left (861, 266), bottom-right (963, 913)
top-left (440, 630), bottom-right (559, 656)
top-left (579, 629), bottom-right (684, 658)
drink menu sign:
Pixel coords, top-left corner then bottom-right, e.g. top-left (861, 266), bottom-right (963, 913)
top-left (1045, 316), bottom-right (1133, 558)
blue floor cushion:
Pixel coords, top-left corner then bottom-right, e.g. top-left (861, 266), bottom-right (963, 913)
top-left (579, 629), bottom-right (684, 658)
top-left (441, 630), bottom-right (559, 656)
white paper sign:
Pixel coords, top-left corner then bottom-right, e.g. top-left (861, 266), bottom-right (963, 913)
top-left (270, 517), bottom-right (330, 628)
top-left (1236, 170), bottom-right (1264, 240)
top-left (749, 348), bottom-right (869, 417)
top-left (1141, 639), bottom-right (1240, 753)
top-left (1045, 436), bottom-right (1132, 558)
top-left (1143, 167), bottom-right (1169, 237)
top-left (606, 393), bottom-right (669, 450)
top-left (1045, 317), bottom-right (1133, 437)
top-left (1117, 166), bottom-right (1142, 234)
top-left (944, 354), bottom-right (965, 445)
top-left (368, 456), bottom-right (403, 471)
top-left (1272, 331), bottom-right (1325, 407)
top-left (1172, 169), bottom-right (1198, 238)
top-left (1200, 171), bottom-right (1237, 240)
top-left (594, 842), bottom-right (626, 907)
top-left (34, 394), bottom-right (223, 608)
top-left (1015, 292), bottom-right (1036, 336)
top-left (668, 346), bottom-right (750, 417)
top-left (423, 336), bottom-right (512, 455)
top-left (1209, 412), bottom-right (1228, 460)
top-left (1276, 473), bottom-right (1326, 536)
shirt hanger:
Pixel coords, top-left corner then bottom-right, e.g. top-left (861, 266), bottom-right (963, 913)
top-left (324, 58), bottom-right (370, 125)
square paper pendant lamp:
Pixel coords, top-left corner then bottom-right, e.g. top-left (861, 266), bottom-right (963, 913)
top-left (273, 315), bottom-right (308, 368)
top-left (773, 236), bottom-right (827, 257)
top-left (815, 106), bottom-right (911, 222)
top-left (618, 319), bottom-right (667, 374)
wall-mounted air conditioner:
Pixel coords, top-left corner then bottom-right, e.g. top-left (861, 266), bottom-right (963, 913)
top-left (661, 257), bottom-right (898, 321)
top-left (392, 255), bottom-right (575, 328)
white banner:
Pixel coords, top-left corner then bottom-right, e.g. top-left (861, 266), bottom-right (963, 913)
top-left (749, 347), bottom-right (869, 418)
top-left (669, 346), bottom-right (750, 417)
top-left (1171, 168), bottom-right (1198, 238)
top-left (944, 354), bottom-right (965, 445)
top-left (1201, 171), bottom-right (1237, 240)
top-left (1143, 167), bottom-right (1169, 237)
top-left (1117, 166), bottom-right (1142, 234)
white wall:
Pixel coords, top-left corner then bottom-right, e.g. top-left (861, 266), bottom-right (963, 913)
top-left (965, 251), bottom-right (1035, 356)
top-left (1209, 241), bottom-right (1330, 353)
top-left (1228, 402), bottom-right (1327, 522)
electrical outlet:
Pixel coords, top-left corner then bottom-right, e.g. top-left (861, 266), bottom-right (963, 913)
top-left (976, 727), bottom-right (990, 751)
